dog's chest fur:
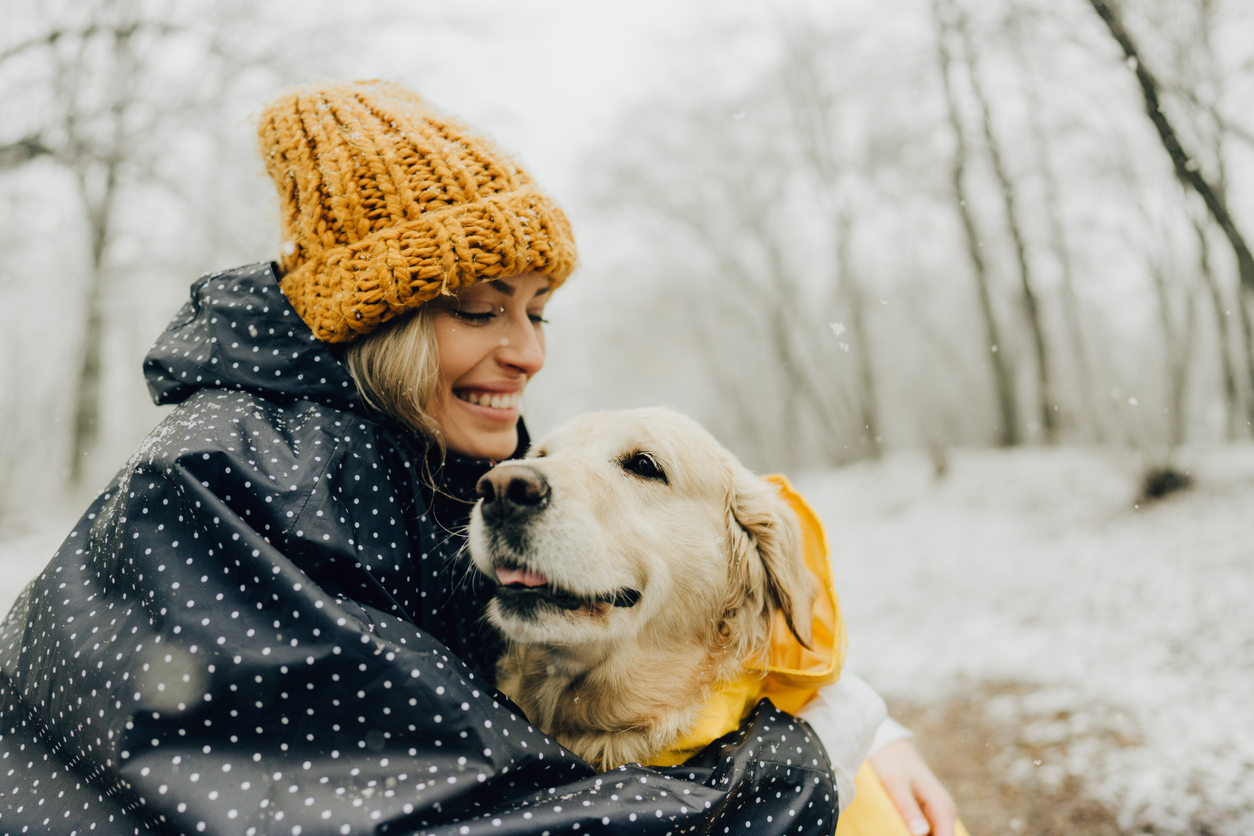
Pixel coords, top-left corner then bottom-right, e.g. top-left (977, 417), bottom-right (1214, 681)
top-left (497, 635), bottom-right (735, 771)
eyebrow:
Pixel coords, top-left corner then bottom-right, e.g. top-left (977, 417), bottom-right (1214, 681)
top-left (487, 280), bottom-right (551, 297)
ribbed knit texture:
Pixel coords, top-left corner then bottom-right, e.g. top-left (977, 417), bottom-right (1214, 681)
top-left (258, 80), bottom-right (577, 343)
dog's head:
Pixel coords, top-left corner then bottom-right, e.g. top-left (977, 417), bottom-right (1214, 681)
top-left (467, 407), bottom-right (814, 667)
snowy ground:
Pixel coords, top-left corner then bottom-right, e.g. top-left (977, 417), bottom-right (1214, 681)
top-left (795, 443), bottom-right (1254, 836)
top-left (2, 443), bottom-right (1251, 834)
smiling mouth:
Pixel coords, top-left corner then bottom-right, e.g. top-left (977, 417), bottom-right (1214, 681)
top-left (493, 566), bottom-right (640, 611)
top-left (456, 390), bottom-right (522, 410)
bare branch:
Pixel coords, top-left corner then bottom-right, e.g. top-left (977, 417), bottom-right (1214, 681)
top-left (0, 134), bottom-right (54, 170)
top-left (1159, 80), bottom-right (1254, 150)
top-left (1089, 0), bottom-right (1254, 295)
top-left (0, 21), bottom-right (184, 67)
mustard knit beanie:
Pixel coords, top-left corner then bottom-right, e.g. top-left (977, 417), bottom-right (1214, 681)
top-left (258, 80), bottom-right (578, 343)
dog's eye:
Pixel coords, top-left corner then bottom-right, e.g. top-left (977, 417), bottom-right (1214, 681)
top-left (623, 452), bottom-right (667, 483)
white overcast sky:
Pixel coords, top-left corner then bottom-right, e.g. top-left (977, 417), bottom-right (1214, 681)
top-left (246, 0), bottom-right (822, 201)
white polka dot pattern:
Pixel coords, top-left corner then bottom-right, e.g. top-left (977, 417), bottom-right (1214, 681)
top-left (0, 264), bottom-right (839, 834)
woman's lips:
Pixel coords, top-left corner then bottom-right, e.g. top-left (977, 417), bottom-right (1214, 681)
top-left (455, 389), bottom-right (521, 410)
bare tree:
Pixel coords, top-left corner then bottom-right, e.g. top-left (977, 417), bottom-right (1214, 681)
top-left (1096, 0), bottom-right (1254, 436)
top-left (1175, 0), bottom-right (1254, 432)
top-left (954, 5), bottom-right (1056, 442)
top-left (591, 83), bottom-right (874, 470)
top-left (1089, 0), bottom-right (1254, 299)
top-left (780, 28), bottom-right (882, 457)
top-left (933, 0), bottom-right (1019, 446)
top-left (0, 0), bottom-right (272, 483)
top-left (1004, 1), bottom-right (1108, 442)
top-left (1147, 249), bottom-right (1198, 448)
top-left (1193, 216), bottom-right (1241, 438)
top-left (574, 0), bottom-right (1252, 462)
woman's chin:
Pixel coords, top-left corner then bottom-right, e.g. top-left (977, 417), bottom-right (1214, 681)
top-left (433, 394), bottom-right (523, 460)
top-left (445, 426), bottom-right (519, 462)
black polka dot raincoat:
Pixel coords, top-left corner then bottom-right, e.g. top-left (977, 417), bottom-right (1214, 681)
top-left (0, 264), bottom-right (839, 835)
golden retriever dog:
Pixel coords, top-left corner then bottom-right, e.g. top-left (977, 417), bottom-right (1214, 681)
top-left (467, 407), bottom-right (816, 771)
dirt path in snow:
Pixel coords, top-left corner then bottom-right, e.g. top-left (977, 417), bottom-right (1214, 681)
top-left (892, 682), bottom-right (1128, 836)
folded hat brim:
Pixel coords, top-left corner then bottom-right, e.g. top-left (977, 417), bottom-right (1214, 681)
top-left (280, 187), bottom-right (576, 344)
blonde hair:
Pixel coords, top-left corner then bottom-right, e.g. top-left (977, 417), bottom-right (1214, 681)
top-left (344, 306), bottom-right (445, 449)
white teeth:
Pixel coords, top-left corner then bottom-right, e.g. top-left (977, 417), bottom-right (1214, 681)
top-left (460, 391), bottom-right (519, 409)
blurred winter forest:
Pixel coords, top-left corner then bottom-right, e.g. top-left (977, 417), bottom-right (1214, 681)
top-left (1, 0), bottom-right (1253, 520)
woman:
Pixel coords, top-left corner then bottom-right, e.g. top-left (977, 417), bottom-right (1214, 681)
top-left (0, 80), bottom-right (954, 835)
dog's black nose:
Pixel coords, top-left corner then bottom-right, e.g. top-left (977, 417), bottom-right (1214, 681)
top-left (477, 464), bottom-right (550, 522)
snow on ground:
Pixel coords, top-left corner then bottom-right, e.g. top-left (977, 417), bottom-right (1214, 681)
top-left (2, 444), bottom-right (1251, 833)
top-left (795, 443), bottom-right (1254, 836)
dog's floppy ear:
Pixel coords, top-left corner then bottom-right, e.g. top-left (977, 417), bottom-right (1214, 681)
top-left (725, 467), bottom-right (815, 651)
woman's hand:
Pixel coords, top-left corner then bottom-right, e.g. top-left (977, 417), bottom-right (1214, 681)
top-left (868, 738), bottom-right (958, 836)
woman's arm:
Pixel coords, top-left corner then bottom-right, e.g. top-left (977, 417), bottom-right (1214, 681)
top-left (797, 675), bottom-right (959, 836)
top-left (869, 734), bottom-right (958, 836)
top-left (796, 672), bottom-right (886, 811)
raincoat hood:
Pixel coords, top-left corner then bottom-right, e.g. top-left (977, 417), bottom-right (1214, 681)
top-left (143, 261), bottom-right (363, 410)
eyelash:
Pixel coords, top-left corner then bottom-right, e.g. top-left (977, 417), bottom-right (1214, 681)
top-left (446, 310), bottom-right (548, 325)
top-left (448, 310), bottom-right (494, 323)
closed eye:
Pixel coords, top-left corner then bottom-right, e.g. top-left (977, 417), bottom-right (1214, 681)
top-left (444, 308), bottom-right (495, 324)
top-left (621, 451), bottom-right (667, 484)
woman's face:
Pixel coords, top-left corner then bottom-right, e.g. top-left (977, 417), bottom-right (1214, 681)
top-left (427, 272), bottom-right (551, 461)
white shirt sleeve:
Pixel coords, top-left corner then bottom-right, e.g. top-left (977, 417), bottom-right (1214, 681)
top-left (796, 671), bottom-right (887, 811)
top-left (870, 713), bottom-right (915, 753)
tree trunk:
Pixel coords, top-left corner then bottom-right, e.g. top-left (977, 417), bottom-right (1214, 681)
top-left (69, 162), bottom-right (117, 484)
top-left (1147, 256), bottom-right (1194, 449)
top-left (834, 208), bottom-right (881, 458)
top-left (1028, 108), bottom-right (1103, 442)
top-left (1005, 0), bottom-right (1106, 442)
top-left (687, 215), bottom-right (839, 469)
top-left (1193, 217), bottom-right (1240, 439)
top-left (1237, 288), bottom-right (1254, 432)
top-left (751, 218), bottom-right (853, 462)
top-left (694, 307), bottom-right (776, 468)
top-left (1191, 0), bottom-right (1254, 436)
top-left (956, 10), bottom-right (1054, 442)
top-left (933, 0), bottom-right (1017, 446)
top-left (780, 33), bottom-right (881, 458)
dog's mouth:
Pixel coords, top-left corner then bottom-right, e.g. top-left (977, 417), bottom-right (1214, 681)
top-left (493, 566), bottom-right (641, 611)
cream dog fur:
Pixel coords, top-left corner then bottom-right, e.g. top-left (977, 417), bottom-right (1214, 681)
top-left (467, 407), bottom-right (815, 771)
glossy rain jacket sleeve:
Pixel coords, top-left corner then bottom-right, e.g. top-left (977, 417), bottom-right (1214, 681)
top-left (0, 263), bottom-right (839, 835)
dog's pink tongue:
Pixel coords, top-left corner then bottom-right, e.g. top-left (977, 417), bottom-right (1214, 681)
top-left (496, 567), bottom-right (549, 587)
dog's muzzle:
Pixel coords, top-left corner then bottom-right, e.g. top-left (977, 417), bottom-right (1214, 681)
top-left (477, 463), bottom-right (641, 613)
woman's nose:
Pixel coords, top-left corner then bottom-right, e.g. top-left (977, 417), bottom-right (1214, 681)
top-left (497, 313), bottom-right (545, 375)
